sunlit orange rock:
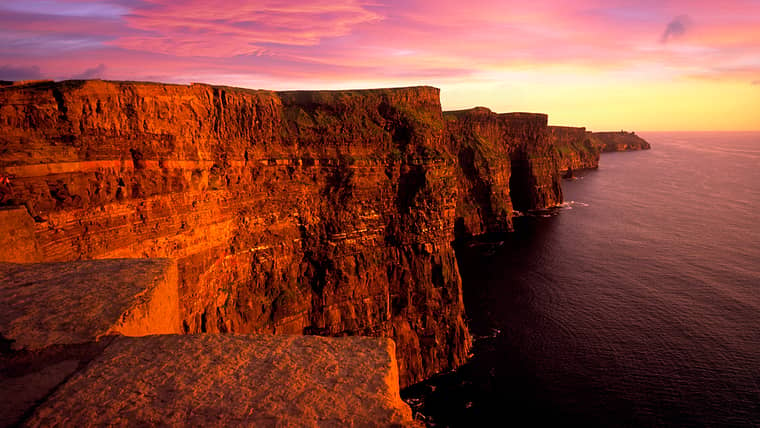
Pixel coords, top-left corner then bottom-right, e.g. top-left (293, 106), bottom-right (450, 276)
top-left (0, 80), bottom-right (469, 386)
top-left (26, 335), bottom-right (415, 427)
top-left (0, 259), bottom-right (180, 351)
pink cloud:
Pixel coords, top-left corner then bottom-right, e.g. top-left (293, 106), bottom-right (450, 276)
top-left (1, 0), bottom-right (759, 85)
top-left (114, 0), bottom-right (382, 57)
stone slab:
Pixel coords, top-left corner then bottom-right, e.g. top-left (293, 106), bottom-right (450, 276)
top-left (0, 259), bottom-right (180, 350)
top-left (27, 334), bottom-right (414, 427)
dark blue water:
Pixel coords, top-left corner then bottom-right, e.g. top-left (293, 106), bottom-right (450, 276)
top-left (403, 132), bottom-right (760, 427)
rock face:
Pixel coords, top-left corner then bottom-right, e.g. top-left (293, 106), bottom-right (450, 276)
top-left (445, 108), bottom-right (563, 238)
top-left (549, 126), bottom-right (602, 173)
top-left (0, 206), bottom-right (40, 263)
top-left (26, 335), bottom-right (414, 427)
top-left (593, 131), bottom-right (651, 152)
top-left (0, 80), bottom-right (469, 387)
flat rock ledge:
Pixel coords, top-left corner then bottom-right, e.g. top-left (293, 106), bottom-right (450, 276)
top-left (0, 258), bottom-right (181, 351)
top-left (26, 334), bottom-right (414, 427)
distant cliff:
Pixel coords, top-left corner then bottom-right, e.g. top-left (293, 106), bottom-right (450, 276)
top-left (593, 131), bottom-right (651, 152)
top-left (549, 126), bottom-right (602, 172)
top-left (445, 108), bottom-right (562, 238)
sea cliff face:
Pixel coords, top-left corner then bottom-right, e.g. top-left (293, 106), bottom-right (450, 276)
top-left (0, 80), bottom-right (470, 387)
top-left (593, 131), bottom-right (651, 152)
top-left (549, 126), bottom-right (602, 172)
top-left (445, 108), bottom-right (563, 238)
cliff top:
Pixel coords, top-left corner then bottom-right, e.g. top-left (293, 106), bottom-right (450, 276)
top-left (0, 78), bottom-right (438, 98)
top-left (444, 106), bottom-right (494, 116)
top-left (25, 334), bottom-right (414, 426)
top-left (549, 125), bottom-right (587, 132)
top-left (443, 107), bottom-right (547, 120)
top-left (592, 130), bottom-right (640, 135)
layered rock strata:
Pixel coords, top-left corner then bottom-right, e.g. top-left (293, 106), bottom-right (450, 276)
top-left (593, 131), bottom-right (651, 152)
top-left (0, 80), bottom-right (469, 387)
top-left (548, 126), bottom-right (602, 173)
top-left (445, 108), bottom-right (563, 238)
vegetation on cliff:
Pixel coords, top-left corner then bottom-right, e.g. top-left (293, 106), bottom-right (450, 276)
top-left (549, 126), bottom-right (602, 172)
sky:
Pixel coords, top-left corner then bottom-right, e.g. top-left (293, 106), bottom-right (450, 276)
top-left (1, 0), bottom-right (759, 131)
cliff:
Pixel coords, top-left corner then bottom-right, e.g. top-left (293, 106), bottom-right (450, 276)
top-left (593, 131), bottom-right (651, 152)
top-left (0, 79), bottom-right (469, 387)
top-left (445, 108), bottom-right (563, 238)
top-left (548, 126), bottom-right (602, 172)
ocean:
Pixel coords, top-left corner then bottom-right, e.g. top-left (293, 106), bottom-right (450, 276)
top-left (403, 132), bottom-right (760, 427)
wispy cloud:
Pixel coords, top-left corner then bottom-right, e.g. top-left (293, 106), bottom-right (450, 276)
top-left (114, 0), bottom-right (383, 57)
top-left (0, 1), bottom-right (758, 92)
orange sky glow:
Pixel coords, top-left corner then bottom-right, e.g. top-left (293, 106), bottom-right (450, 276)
top-left (1, 0), bottom-right (758, 131)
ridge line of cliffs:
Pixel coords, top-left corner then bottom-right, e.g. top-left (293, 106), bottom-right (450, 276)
top-left (0, 80), bottom-right (650, 408)
top-left (550, 127), bottom-right (651, 173)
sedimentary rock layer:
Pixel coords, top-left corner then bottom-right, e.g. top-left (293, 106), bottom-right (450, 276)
top-left (26, 335), bottom-right (414, 427)
top-left (0, 80), bottom-right (469, 386)
top-left (445, 108), bottom-right (563, 238)
top-left (593, 131), bottom-right (651, 152)
top-left (548, 126), bottom-right (602, 172)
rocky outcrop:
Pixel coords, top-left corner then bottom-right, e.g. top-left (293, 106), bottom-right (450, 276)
top-left (445, 108), bottom-right (563, 238)
top-left (549, 126), bottom-right (602, 173)
top-left (25, 335), bottom-right (414, 427)
top-left (0, 79), bottom-right (469, 387)
top-left (0, 259), bottom-right (180, 350)
top-left (593, 131), bottom-right (651, 152)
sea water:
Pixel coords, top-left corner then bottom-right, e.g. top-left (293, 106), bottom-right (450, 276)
top-left (403, 132), bottom-right (760, 427)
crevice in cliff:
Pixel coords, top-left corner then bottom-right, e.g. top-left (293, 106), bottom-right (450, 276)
top-left (456, 145), bottom-right (496, 239)
top-left (507, 152), bottom-right (531, 213)
top-left (396, 165), bottom-right (426, 214)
